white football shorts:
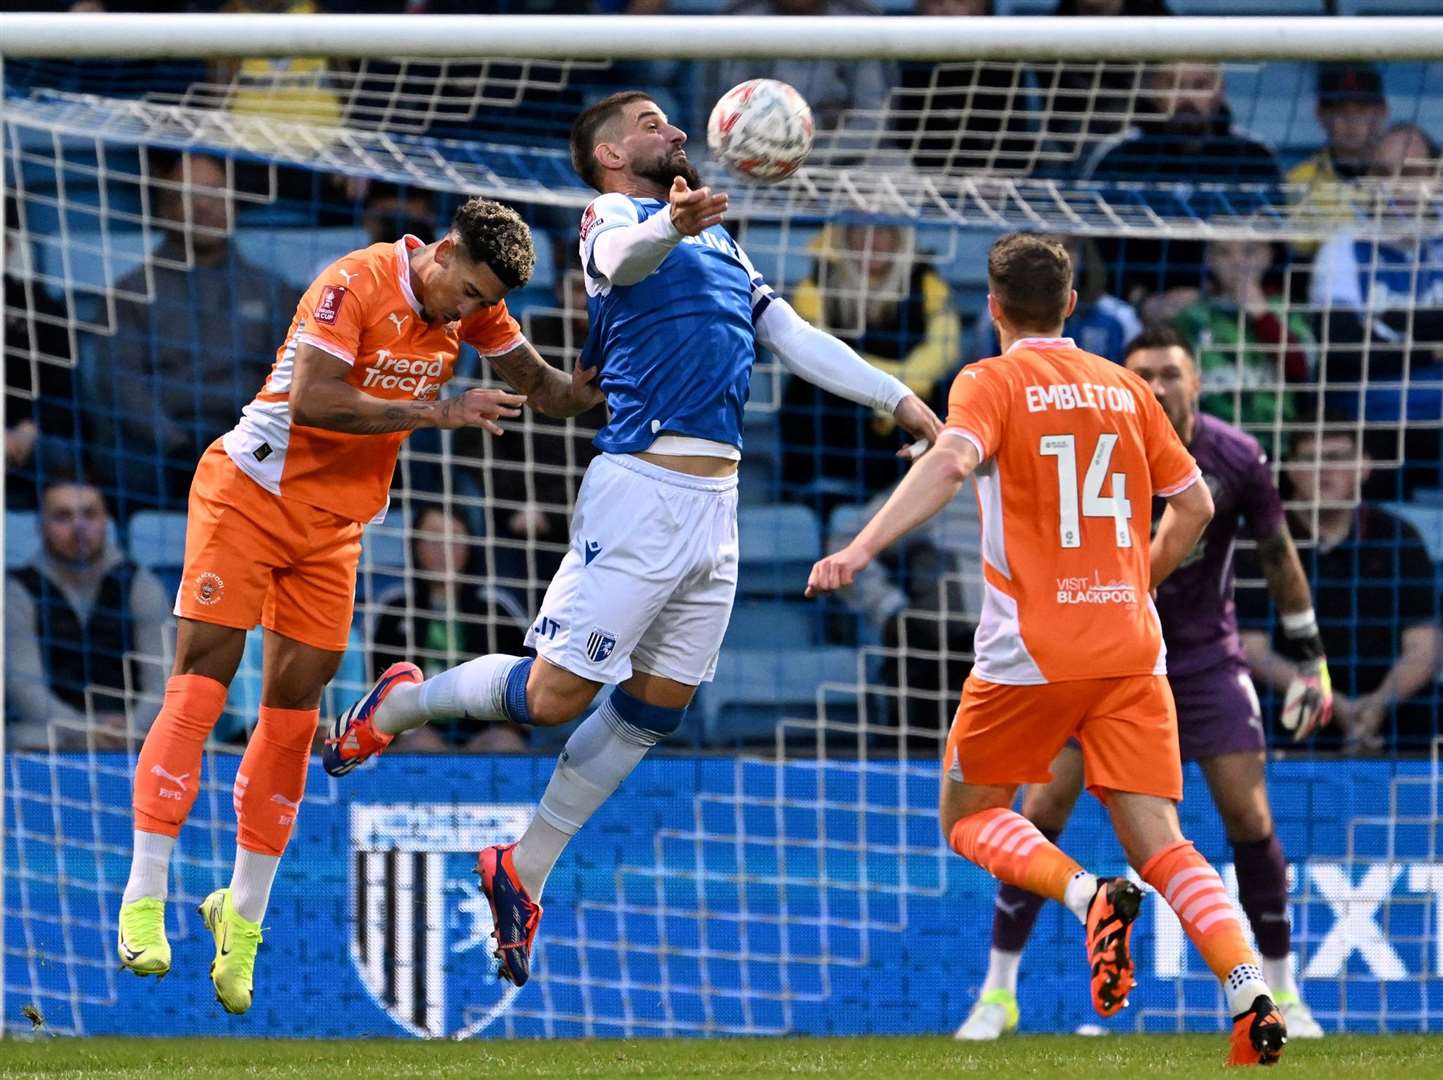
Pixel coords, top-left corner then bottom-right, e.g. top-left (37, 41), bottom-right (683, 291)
top-left (524, 452), bottom-right (739, 686)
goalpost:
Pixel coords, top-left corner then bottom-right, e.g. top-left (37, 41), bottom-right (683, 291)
top-left (3, 12), bottom-right (1443, 1039)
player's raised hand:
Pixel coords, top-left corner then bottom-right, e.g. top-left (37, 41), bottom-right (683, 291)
top-left (891, 393), bottom-right (944, 460)
top-left (668, 176), bottom-right (728, 237)
top-left (805, 544), bottom-right (871, 598)
top-left (436, 388), bottom-right (527, 434)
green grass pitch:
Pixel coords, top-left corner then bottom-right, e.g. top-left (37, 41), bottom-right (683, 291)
top-left (0, 1035), bottom-right (1434, 1079)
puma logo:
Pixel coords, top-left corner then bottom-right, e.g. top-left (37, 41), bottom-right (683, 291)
top-left (994, 894), bottom-right (1025, 918)
top-left (270, 794), bottom-right (301, 811)
top-left (271, 792), bottom-right (301, 824)
top-left (150, 764), bottom-right (191, 793)
top-left (337, 267), bottom-right (355, 285)
top-left (387, 312), bottom-right (409, 334)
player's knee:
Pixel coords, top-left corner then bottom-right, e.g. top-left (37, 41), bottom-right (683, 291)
top-left (525, 682), bottom-right (588, 728)
top-left (1021, 792), bottom-right (1074, 835)
top-left (608, 687), bottom-right (687, 743)
top-left (1222, 804), bottom-right (1273, 844)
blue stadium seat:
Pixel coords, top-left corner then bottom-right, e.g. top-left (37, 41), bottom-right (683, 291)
top-left (234, 227), bottom-right (371, 291)
top-left (1172, 0), bottom-right (1324, 11)
top-left (1384, 502), bottom-right (1443, 564)
top-left (125, 510), bottom-right (189, 572)
top-left (5, 512), bottom-right (40, 570)
top-left (1225, 63), bottom-right (1321, 153)
top-left (697, 645), bottom-right (861, 744)
top-left (218, 623), bottom-right (368, 742)
top-left (1338, 0), bottom-right (1443, 13)
top-left (723, 599), bottom-right (819, 649)
top-left (738, 504), bottom-right (820, 595)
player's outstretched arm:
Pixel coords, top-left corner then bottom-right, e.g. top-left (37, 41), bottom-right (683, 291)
top-left (291, 344), bottom-right (525, 435)
top-left (755, 298), bottom-right (942, 448)
top-left (1150, 477), bottom-right (1214, 590)
top-left (587, 177), bottom-right (727, 288)
top-left (487, 339), bottom-right (603, 418)
top-left (805, 433), bottom-right (978, 598)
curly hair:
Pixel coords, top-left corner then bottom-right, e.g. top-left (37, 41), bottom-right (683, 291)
top-left (450, 197), bottom-right (535, 289)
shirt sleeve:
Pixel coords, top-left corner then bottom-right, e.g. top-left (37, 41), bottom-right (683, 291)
top-left (459, 301), bottom-right (524, 357)
top-left (579, 193), bottom-right (642, 280)
top-left (1140, 389), bottom-right (1200, 496)
top-left (293, 258), bottom-right (373, 366)
top-left (1238, 441), bottom-right (1286, 540)
top-left (734, 241), bottom-right (779, 323)
top-left (943, 362), bottom-right (1009, 464)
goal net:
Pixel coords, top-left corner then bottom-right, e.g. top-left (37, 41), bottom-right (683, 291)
top-left (3, 12), bottom-right (1442, 1039)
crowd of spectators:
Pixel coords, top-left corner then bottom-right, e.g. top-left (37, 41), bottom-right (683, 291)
top-left (5, 3), bottom-right (1443, 754)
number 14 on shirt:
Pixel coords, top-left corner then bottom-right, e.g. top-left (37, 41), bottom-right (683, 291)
top-left (1040, 433), bottom-right (1133, 549)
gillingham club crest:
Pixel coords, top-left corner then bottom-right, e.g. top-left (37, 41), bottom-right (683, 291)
top-left (349, 803), bottom-right (532, 1037)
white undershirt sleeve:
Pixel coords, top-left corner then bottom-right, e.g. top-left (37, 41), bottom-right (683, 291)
top-left (589, 208), bottom-right (683, 287)
top-left (755, 297), bottom-right (910, 413)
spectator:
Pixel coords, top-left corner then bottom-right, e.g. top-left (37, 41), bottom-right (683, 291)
top-left (1034, 0), bottom-right (1173, 171)
top-left (1288, 62), bottom-right (1390, 260)
top-left (825, 481), bottom-right (982, 749)
top-left (716, 0), bottom-right (895, 160)
top-left (1239, 425), bottom-right (1441, 753)
top-left (889, 0), bottom-right (1035, 175)
top-left (1085, 62), bottom-right (1283, 311)
top-left (1174, 237), bottom-right (1316, 454)
top-left (5, 198), bottom-right (80, 510)
top-left (976, 235), bottom-right (1140, 364)
top-left (1309, 122), bottom-right (1443, 499)
top-left (780, 222), bottom-right (962, 515)
top-left (369, 504), bottom-right (531, 752)
top-left (87, 152), bottom-right (289, 514)
top-left (461, 256), bottom-right (606, 602)
top-left (5, 475), bottom-right (170, 750)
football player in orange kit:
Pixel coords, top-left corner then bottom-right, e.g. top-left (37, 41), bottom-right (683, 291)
top-left (807, 234), bottom-right (1288, 1066)
top-left (115, 197), bottom-right (601, 1014)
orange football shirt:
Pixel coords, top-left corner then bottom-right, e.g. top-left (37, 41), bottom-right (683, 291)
top-left (943, 337), bottom-right (1200, 684)
top-left (221, 236), bottom-right (524, 524)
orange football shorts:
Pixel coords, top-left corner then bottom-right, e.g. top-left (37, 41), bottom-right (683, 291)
top-left (174, 442), bottom-right (362, 652)
top-left (943, 672), bottom-right (1183, 802)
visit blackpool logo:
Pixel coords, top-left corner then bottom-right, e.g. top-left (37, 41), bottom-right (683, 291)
top-left (349, 803), bottom-right (532, 1038)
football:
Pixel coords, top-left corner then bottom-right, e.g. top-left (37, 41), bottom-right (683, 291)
top-left (707, 79), bottom-right (815, 184)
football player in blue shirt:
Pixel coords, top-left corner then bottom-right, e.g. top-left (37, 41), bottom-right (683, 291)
top-left (328, 90), bottom-right (943, 986)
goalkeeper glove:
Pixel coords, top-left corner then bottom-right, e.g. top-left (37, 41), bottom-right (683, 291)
top-left (1278, 610), bottom-right (1332, 742)
top-left (1280, 657), bottom-right (1332, 741)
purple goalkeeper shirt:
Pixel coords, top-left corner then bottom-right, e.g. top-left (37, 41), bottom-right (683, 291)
top-left (1154, 412), bottom-right (1286, 677)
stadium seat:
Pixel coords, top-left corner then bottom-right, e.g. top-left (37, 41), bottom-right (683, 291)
top-left (218, 623), bottom-right (368, 742)
top-left (1172, 0), bottom-right (1325, 11)
top-left (1338, 0), bottom-right (1443, 13)
top-left (234, 227), bottom-right (371, 291)
top-left (361, 523), bottom-right (407, 571)
top-left (1225, 63), bottom-right (1321, 153)
top-left (125, 510), bottom-right (189, 572)
top-left (1383, 501), bottom-right (1443, 564)
top-left (697, 645), bottom-right (861, 744)
top-left (723, 599), bottom-right (819, 649)
top-left (5, 512), bottom-right (40, 570)
top-left (738, 504), bottom-right (820, 595)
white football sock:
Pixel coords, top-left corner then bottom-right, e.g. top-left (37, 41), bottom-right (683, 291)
top-left (982, 948), bottom-right (1022, 996)
top-left (1226, 962), bottom-right (1271, 1015)
top-left (229, 848), bottom-right (281, 924)
top-left (1262, 956), bottom-right (1298, 997)
top-left (122, 829), bottom-right (176, 904)
top-left (511, 698), bottom-right (657, 899)
top-left (1063, 870), bottom-right (1098, 924)
top-left (374, 654), bottom-right (523, 735)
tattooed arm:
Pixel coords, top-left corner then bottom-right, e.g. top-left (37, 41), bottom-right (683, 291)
top-left (290, 344), bottom-right (525, 435)
top-left (485, 338), bottom-right (603, 420)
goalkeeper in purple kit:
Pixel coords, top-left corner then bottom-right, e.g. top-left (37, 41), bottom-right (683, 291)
top-left (955, 326), bottom-right (1332, 1041)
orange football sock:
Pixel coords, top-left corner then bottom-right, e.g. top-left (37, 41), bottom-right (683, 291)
top-left (949, 807), bottom-right (1085, 903)
top-left (133, 674), bottom-right (228, 836)
top-left (1142, 840), bottom-right (1258, 982)
top-left (233, 705), bottom-right (316, 856)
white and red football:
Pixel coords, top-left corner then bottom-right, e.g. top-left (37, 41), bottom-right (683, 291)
top-left (707, 79), bottom-right (814, 184)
